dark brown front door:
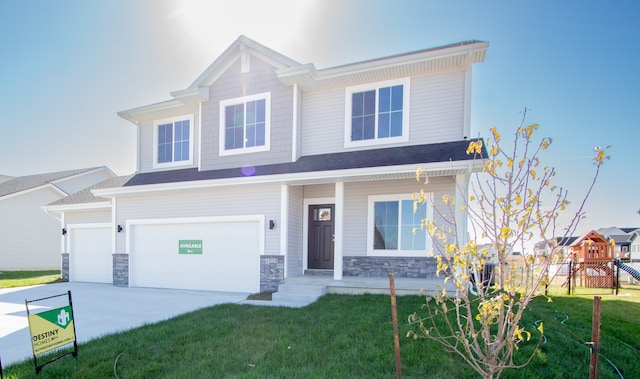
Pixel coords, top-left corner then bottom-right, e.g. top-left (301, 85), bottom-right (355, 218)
top-left (308, 204), bottom-right (335, 269)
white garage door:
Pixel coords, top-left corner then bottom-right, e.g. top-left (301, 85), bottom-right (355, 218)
top-left (129, 218), bottom-right (261, 293)
top-left (69, 225), bottom-right (112, 283)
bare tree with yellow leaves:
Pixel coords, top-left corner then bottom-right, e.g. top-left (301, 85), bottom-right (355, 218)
top-left (408, 109), bottom-right (608, 379)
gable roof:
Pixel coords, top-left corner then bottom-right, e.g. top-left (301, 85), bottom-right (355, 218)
top-left (0, 167), bottom-right (105, 198)
top-left (278, 40), bottom-right (489, 90)
top-left (123, 139), bottom-right (484, 188)
top-left (570, 230), bottom-right (608, 247)
top-left (118, 36), bottom-right (489, 122)
top-left (188, 35), bottom-right (301, 89)
top-left (45, 175), bottom-right (134, 208)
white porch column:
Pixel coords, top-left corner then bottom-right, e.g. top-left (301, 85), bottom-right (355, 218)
top-left (334, 181), bottom-right (344, 280)
top-left (280, 184), bottom-right (289, 277)
top-left (455, 173), bottom-right (470, 245)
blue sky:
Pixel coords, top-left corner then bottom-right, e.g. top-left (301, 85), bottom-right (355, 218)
top-left (0, 0), bottom-right (638, 234)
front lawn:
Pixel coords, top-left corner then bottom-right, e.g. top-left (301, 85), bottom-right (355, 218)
top-left (0, 270), bottom-right (62, 288)
top-left (4, 288), bottom-right (639, 378)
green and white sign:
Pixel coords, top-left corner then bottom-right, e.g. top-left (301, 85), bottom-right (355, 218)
top-left (28, 306), bottom-right (76, 355)
top-left (179, 240), bottom-right (203, 254)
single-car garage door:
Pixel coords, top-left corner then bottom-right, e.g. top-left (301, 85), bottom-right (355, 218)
top-left (69, 224), bottom-right (112, 283)
top-left (129, 217), bottom-right (261, 293)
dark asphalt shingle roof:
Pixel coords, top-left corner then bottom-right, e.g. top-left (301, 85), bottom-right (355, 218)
top-left (125, 139), bottom-right (483, 187)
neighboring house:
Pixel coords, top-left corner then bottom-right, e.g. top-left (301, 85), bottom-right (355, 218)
top-left (629, 231), bottom-right (640, 262)
top-left (69, 36), bottom-right (488, 293)
top-left (596, 226), bottom-right (637, 260)
top-left (0, 167), bottom-right (115, 270)
top-left (43, 176), bottom-right (133, 282)
top-left (535, 236), bottom-right (578, 261)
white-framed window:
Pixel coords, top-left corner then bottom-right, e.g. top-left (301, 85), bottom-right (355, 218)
top-left (367, 194), bottom-right (432, 256)
top-left (219, 92), bottom-right (271, 156)
top-left (345, 78), bottom-right (410, 147)
top-left (153, 115), bottom-right (194, 168)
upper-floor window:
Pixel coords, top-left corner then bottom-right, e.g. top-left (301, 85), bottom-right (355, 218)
top-left (345, 78), bottom-right (410, 147)
top-left (219, 92), bottom-right (271, 156)
top-left (153, 115), bottom-right (194, 168)
top-left (367, 194), bottom-right (431, 256)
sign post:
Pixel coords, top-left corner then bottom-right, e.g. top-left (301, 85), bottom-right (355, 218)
top-left (25, 291), bottom-right (78, 373)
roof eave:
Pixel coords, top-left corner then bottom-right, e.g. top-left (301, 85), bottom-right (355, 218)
top-left (93, 159), bottom-right (482, 198)
top-left (278, 41), bottom-right (489, 90)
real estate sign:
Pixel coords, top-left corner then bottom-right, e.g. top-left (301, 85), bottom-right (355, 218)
top-left (28, 306), bottom-right (76, 355)
top-left (179, 240), bottom-right (203, 254)
top-left (25, 291), bottom-right (78, 373)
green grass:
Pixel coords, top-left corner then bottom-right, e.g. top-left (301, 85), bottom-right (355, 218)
top-left (4, 288), bottom-right (639, 378)
top-left (0, 270), bottom-right (62, 288)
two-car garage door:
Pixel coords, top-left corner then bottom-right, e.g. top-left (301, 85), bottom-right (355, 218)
top-left (128, 217), bottom-right (262, 293)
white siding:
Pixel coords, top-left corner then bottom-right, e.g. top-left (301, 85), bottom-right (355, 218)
top-left (300, 87), bottom-right (344, 156)
top-left (0, 188), bottom-right (63, 269)
top-left (65, 209), bottom-right (111, 224)
top-left (137, 106), bottom-right (200, 173)
top-left (301, 68), bottom-right (466, 156)
top-left (409, 70), bottom-right (465, 143)
top-left (341, 177), bottom-right (456, 257)
top-left (116, 185), bottom-right (282, 254)
top-left (200, 56), bottom-right (294, 171)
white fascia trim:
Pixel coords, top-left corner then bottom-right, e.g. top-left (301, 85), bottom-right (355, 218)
top-left (125, 215), bottom-right (266, 255)
top-left (51, 167), bottom-right (115, 187)
top-left (169, 87), bottom-right (209, 103)
top-left (43, 201), bottom-right (112, 214)
top-left (1, 183), bottom-right (69, 202)
top-left (117, 99), bottom-right (185, 123)
top-left (278, 42), bottom-right (489, 84)
top-left (93, 159), bottom-right (482, 198)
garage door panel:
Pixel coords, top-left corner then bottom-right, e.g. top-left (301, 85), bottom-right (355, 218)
top-left (70, 227), bottom-right (112, 283)
top-left (130, 220), bottom-right (260, 293)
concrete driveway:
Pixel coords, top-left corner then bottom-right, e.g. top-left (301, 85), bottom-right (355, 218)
top-left (0, 282), bottom-right (250, 366)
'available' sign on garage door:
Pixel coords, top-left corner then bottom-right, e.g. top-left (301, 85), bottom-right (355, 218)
top-left (179, 240), bottom-right (203, 254)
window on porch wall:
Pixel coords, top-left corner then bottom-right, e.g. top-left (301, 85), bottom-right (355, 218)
top-left (369, 195), bottom-right (431, 255)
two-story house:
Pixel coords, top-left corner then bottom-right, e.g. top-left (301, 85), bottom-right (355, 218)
top-left (56, 36), bottom-right (488, 293)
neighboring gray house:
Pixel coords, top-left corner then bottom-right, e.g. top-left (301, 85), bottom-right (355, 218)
top-left (62, 36), bottom-right (489, 293)
top-left (0, 167), bottom-right (115, 270)
top-left (629, 230), bottom-right (640, 262)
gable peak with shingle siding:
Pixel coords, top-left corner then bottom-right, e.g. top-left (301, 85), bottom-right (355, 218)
top-left (0, 167), bottom-right (108, 198)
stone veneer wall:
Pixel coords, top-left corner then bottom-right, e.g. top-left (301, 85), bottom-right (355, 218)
top-left (113, 254), bottom-right (129, 287)
top-left (260, 255), bottom-right (284, 292)
top-left (343, 256), bottom-right (438, 278)
top-left (61, 253), bottom-right (69, 281)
